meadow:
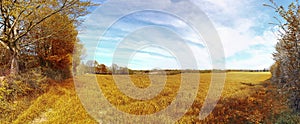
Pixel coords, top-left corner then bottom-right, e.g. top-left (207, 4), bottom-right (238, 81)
top-left (3, 72), bottom-right (298, 123)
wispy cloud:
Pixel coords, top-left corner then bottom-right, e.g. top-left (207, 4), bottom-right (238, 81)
top-left (190, 0), bottom-right (278, 69)
top-left (78, 0), bottom-right (281, 70)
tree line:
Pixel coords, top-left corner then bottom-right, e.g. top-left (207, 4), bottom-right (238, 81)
top-left (266, 0), bottom-right (300, 112)
top-left (76, 60), bottom-right (133, 75)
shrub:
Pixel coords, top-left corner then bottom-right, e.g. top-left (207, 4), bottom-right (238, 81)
top-left (0, 68), bottom-right (50, 100)
top-left (42, 67), bottom-right (72, 82)
top-left (0, 68), bottom-right (52, 122)
top-left (275, 110), bottom-right (300, 124)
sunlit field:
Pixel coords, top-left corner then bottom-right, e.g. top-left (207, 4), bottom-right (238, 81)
top-left (2, 0), bottom-right (300, 123)
top-left (7, 72), bottom-right (295, 123)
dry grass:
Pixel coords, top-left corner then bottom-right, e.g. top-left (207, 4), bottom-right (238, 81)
top-left (2, 72), bottom-right (296, 123)
top-left (11, 79), bottom-right (97, 124)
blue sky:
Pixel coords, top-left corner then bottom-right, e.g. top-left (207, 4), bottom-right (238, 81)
top-left (78, 0), bottom-right (293, 70)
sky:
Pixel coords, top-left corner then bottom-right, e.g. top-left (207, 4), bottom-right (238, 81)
top-left (77, 0), bottom-right (293, 70)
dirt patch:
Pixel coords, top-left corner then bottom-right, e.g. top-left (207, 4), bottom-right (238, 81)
top-left (31, 109), bottom-right (53, 124)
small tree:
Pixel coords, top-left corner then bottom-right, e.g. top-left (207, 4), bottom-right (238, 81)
top-left (97, 64), bottom-right (108, 74)
top-left (111, 64), bottom-right (119, 74)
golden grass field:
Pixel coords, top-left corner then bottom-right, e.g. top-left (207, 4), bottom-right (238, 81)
top-left (4, 72), bottom-right (295, 123)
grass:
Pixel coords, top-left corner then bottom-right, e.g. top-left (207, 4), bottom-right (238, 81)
top-left (8, 79), bottom-right (97, 124)
top-left (1, 72), bottom-right (297, 123)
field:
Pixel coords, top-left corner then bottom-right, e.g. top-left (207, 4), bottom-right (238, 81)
top-left (3, 72), bottom-right (297, 123)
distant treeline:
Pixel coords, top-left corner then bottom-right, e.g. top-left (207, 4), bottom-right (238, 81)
top-left (76, 60), bottom-right (133, 75)
top-left (226, 69), bottom-right (270, 72)
top-left (75, 61), bottom-right (269, 75)
top-left (130, 69), bottom-right (270, 74)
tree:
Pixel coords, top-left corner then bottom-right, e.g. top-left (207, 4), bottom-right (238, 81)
top-left (76, 62), bottom-right (89, 75)
top-left (0, 0), bottom-right (95, 75)
top-left (111, 64), bottom-right (119, 74)
top-left (86, 60), bottom-right (99, 74)
top-left (109, 64), bottom-right (132, 74)
top-left (96, 64), bottom-right (108, 74)
top-left (266, 0), bottom-right (300, 112)
top-left (73, 42), bottom-right (86, 76)
top-left (26, 11), bottom-right (83, 80)
top-left (118, 67), bottom-right (129, 74)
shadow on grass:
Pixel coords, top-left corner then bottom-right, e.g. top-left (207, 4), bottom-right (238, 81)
top-left (184, 79), bottom-right (300, 123)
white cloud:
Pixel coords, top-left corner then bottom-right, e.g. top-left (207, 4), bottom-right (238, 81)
top-left (127, 47), bottom-right (180, 70)
top-left (226, 49), bottom-right (274, 69)
top-left (79, 0), bottom-right (278, 69)
top-left (217, 26), bottom-right (253, 57)
top-left (190, 0), bottom-right (277, 69)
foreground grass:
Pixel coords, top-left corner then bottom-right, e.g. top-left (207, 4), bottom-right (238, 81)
top-left (12, 79), bottom-right (97, 124)
top-left (2, 72), bottom-right (299, 123)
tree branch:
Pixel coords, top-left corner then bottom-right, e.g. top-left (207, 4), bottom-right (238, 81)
top-left (13, 0), bottom-right (76, 44)
top-left (0, 40), bottom-right (9, 50)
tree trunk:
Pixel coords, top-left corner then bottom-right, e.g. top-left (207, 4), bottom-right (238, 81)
top-left (10, 52), bottom-right (19, 75)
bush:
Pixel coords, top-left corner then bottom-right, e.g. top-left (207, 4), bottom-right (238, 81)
top-left (0, 68), bottom-right (52, 122)
top-left (42, 67), bottom-right (72, 82)
top-left (0, 68), bottom-right (49, 101)
top-left (275, 110), bottom-right (300, 124)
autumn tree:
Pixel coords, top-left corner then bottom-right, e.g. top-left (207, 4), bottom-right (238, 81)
top-left (28, 12), bottom-right (79, 80)
top-left (266, 0), bottom-right (300, 112)
top-left (0, 0), bottom-right (94, 75)
top-left (96, 64), bottom-right (108, 74)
